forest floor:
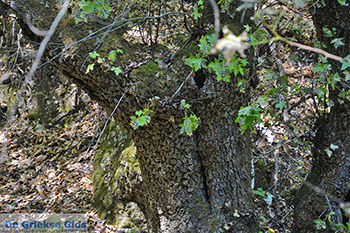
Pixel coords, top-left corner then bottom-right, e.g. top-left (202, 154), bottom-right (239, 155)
top-left (0, 100), bottom-right (145, 233)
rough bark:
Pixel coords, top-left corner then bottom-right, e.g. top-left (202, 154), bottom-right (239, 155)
top-left (1, 0), bottom-right (258, 232)
top-left (133, 79), bottom-right (256, 232)
top-left (293, 1), bottom-right (350, 232)
top-left (33, 67), bottom-right (59, 124)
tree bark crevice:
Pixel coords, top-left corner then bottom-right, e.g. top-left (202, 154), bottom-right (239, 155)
top-left (194, 134), bottom-right (211, 205)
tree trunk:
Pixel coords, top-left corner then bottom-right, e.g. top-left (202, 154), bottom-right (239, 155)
top-left (293, 1), bottom-right (350, 232)
top-left (1, 0), bottom-right (258, 232)
top-left (133, 80), bottom-right (256, 232)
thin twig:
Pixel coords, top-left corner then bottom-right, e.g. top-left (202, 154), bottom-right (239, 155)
top-left (260, 130), bottom-right (309, 156)
top-left (86, 87), bottom-right (128, 156)
top-left (273, 150), bottom-right (282, 215)
top-left (263, 21), bottom-right (344, 62)
top-left (80, 4), bottom-right (128, 70)
top-left (171, 69), bottom-right (194, 99)
top-left (208, 0), bottom-right (220, 46)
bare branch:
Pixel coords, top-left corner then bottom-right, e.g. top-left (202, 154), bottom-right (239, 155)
top-left (263, 21), bottom-right (344, 62)
top-left (208, 0), bottom-right (220, 46)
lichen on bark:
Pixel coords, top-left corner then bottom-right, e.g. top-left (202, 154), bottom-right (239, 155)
top-left (92, 121), bottom-right (146, 228)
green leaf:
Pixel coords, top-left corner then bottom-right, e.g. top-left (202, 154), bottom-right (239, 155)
top-left (314, 219), bottom-right (327, 230)
top-left (111, 66), bottom-right (122, 76)
top-left (322, 26), bottom-right (334, 38)
top-left (240, 58), bottom-right (248, 66)
top-left (136, 116), bottom-right (148, 126)
top-left (80, 1), bottom-right (95, 14)
top-left (222, 75), bottom-right (231, 82)
top-left (180, 112), bottom-right (200, 136)
top-left (244, 25), bottom-right (251, 32)
top-left (131, 107), bottom-right (153, 130)
top-left (252, 188), bottom-right (265, 198)
top-left (89, 51), bottom-right (100, 59)
top-left (208, 59), bottom-right (230, 82)
top-left (181, 100), bottom-right (191, 109)
top-left (338, 0), bottom-right (348, 6)
top-left (331, 38), bottom-right (344, 49)
top-left (102, 3), bottom-right (111, 18)
top-left (331, 73), bottom-right (341, 83)
top-left (135, 110), bottom-right (143, 116)
top-left (236, 104), bottom-right (262, 134)
top-left (258, 96), bottom-right (267, 106)
top-left (108, 50), bottom-right (117, 62)
top-left (74, 17), bottom-right (81, 24)
top-left (184, 104), bottom-right (191, 109)
top-left (325, 148), bottom-right (333, 157)
top-left (344, 71), bottom-right (350, 81)
top-left (206, 33), bottom-right (216, 46)
top-left (189, 114), bottom-right (200, 130)
top-left (192, 7), bottom-right (202, 19)
top-left (252, 104), bottom-right (262, 113)
top-left (85, 63), bottom-right (94, 74)
top-left (199, 37), bottom-right (210, 53)
top-left (238, 106), bottom-right (251, 116)
top-left (293, 0), bottom-right (305, 8)
top-left (312, 66), bottom-right (324, 72)
top-left (227, 55), bottom-right (247, 76)
top-left (80, 13), bottom-right (88, 23)
top-left (187, 56), bottom-right (203, 71)
top-left (330, 144), bottom-right (339, 150)
top-left (341, 60), bottom-right (350, 71)
top-left (276, 101), bottom-right (286, 110)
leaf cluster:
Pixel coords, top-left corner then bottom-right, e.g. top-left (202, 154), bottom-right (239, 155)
top-left (130, 107), bottom-right (154, 130)
top-left (179, 100), bottom-right (200, 136)
top-left (74, 0), bottom-right (112, 24)
top-left (86, 50), bottom-right (123, 77)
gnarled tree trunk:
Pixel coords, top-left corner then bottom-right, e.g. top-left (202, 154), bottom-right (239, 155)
top-left (133, 80), bottom-right (255, 232)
